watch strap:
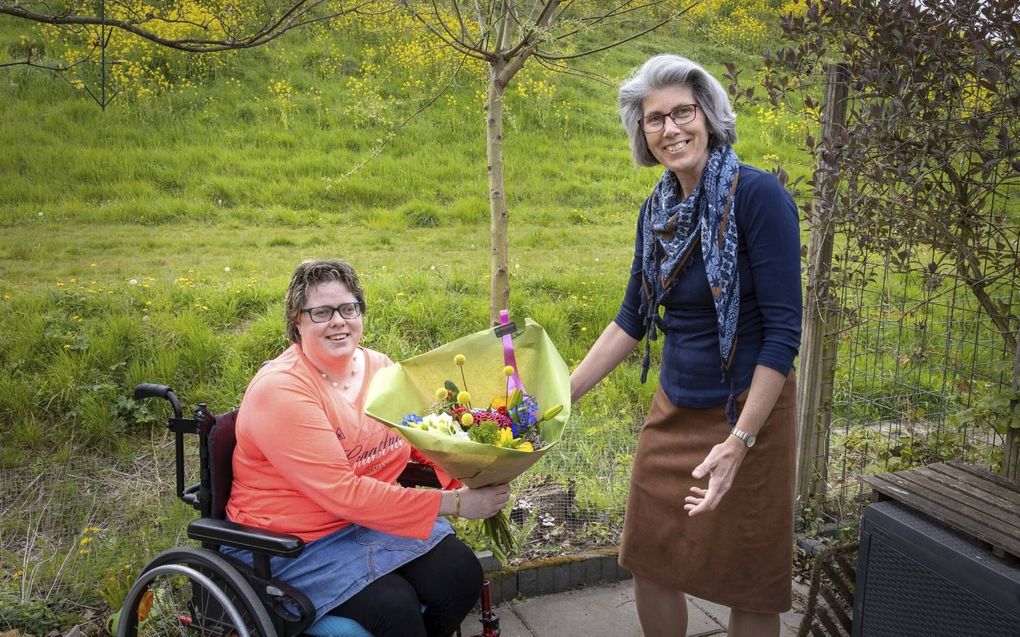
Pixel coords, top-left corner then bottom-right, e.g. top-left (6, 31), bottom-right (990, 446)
top-left (730, 426), bottom-right (756, 448)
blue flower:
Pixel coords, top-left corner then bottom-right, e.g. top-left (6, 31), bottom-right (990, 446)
top-left (510, 395), bottom-right (539, 432)
top-left (400, 414), bottom-right (424, 427)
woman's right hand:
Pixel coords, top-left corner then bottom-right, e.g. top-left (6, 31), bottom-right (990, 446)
top-left (450, 484), bottom-right (510, 519)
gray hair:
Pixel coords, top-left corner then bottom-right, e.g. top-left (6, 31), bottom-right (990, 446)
top-left (619, 54), bottom-right (737, 166)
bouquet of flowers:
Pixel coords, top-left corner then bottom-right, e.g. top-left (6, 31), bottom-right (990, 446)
top-left (398, 355), bottom-right (562, 453)
top-left (365, 316), bottom-right (570, 555)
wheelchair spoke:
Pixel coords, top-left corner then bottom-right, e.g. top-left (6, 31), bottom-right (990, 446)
top-left (119, 549), bottom-right (275, 637)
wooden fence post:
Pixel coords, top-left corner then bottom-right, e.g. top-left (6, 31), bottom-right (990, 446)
top-left (1003, 325), bottom-right (1020, 481)
top-left (796, 63), bottom-right (850, 518)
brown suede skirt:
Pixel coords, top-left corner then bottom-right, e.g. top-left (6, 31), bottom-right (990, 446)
top-left (619, 372), bottom-right (797, 613)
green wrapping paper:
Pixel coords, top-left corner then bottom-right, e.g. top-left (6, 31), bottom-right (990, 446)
top-left (365, 318), bottom-right (570, 488)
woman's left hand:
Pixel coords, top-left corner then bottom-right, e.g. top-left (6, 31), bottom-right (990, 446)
top-left (684, 437), bottom-right (747, 516)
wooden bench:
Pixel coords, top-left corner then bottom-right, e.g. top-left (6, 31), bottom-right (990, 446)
top-left (861, 459), bottom-right (1020, 562)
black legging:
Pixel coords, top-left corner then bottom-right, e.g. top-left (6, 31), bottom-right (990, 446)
top-left (327, 534), bottom-right (482, 637)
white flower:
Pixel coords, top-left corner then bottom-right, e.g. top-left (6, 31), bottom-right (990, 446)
top-left (224, 266), bottom-right (231, 272)
top-left (420, 413), bottom-right (464, 436)
top-left (129, 279), bottom-right (138, 286)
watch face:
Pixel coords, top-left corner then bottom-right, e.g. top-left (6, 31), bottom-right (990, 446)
top-left (746, 435), bottom-right (756, 448)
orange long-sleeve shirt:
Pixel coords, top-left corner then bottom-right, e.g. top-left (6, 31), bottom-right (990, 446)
top-left (225, 344), bottom-right (442, 542)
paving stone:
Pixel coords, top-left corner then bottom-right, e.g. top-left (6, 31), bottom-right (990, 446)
top-left (463, 577), bottom-right (809, 636)
top-left (689, 595), bottom-right (805, 637)
top-left (460, 603), bottom-right (532, 637)
top-left (473, 552), bottom-right (808, 636)
top-left (510, 579), bottom-right (642, 637)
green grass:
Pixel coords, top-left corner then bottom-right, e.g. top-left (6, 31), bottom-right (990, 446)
top-left (0, 4), bottom-right (818, 628)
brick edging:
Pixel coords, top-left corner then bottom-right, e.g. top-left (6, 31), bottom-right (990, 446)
top-left (478, 550), bottom-right (632, 605)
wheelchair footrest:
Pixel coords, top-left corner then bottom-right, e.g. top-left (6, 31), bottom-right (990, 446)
top-left (188, 518), bottom-right (304, 557)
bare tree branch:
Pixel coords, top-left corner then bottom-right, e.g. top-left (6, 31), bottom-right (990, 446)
top-left (0, 0), bottom-right (369, 52)
top-left (398, 0), bottom-right (490, 58)
top-left (533, 54), bottom-right (614, 86)
top-left (537, 2), bottom-right (693, 60)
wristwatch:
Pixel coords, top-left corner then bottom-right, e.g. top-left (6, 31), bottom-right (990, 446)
top-left (730, 426), bottom-right (757, 448)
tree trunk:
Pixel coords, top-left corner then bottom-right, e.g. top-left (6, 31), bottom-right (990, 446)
top-left (486, 59), bottom-right (510, 324)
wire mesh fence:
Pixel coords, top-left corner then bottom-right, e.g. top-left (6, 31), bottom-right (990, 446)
top-left (811, 218), bottom-right (1018, 527)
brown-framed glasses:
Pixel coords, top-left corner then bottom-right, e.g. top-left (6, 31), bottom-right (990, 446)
top-left (640, 103), bottom-right (698, 133)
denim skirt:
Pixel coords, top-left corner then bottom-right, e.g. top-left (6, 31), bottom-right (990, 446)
top-left (222, 518), bottom-right (455, 619)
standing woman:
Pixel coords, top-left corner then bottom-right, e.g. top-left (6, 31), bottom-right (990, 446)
top-left (570, 55), bottom-right (802, 636)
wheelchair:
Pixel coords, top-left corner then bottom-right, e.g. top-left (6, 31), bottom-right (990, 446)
top-left (118, 383), bottom-right (500, 637)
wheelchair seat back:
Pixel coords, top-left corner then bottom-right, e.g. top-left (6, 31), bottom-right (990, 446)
top-left (208, 409), bottom-right (239, 520)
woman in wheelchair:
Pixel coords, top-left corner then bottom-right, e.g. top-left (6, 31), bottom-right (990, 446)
top-left (222, 258), bottom-right (510, 637)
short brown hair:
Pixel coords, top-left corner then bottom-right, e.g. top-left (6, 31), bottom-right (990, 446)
top-left (283, 259), bottom-right (366, 343)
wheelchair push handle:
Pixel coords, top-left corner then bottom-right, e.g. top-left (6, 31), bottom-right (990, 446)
top-left (134, 383), bottom-right (183, 419)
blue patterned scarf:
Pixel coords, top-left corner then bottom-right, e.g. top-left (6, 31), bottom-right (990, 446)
top-left (639, 145), bottom-right (741, 413)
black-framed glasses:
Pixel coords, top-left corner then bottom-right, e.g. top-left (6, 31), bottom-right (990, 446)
top-left (639, 103), bottom-right (698, 133)
top-left (302, 303), bottom-right (363, 323)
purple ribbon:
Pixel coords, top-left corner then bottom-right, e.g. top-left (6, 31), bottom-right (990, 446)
top-left (499, 310), bottom-right (526, 394)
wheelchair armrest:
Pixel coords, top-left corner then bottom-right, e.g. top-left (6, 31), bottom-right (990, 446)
top-left (397, 461), bottom-right (442, 489)
top-left (188, 518), bottom-right (304, 558)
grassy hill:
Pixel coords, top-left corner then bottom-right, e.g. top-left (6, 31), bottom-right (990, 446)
top-left (0, 2), bottom-right (812, 450)
top-left (0, 2), bottom-right (813, 627)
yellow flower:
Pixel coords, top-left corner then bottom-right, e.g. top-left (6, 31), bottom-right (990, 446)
top-left (503, 366), bottom-right (515, 377)
top-left (497, 427), bottom-right (513, 447)
top-left (457, 391), bottom-right (471, 405)
top-left (435, 388), bottom-right (448, 401)
top-left (454, 354), bottom-right (466, 366)
top-left (460, 413), bottom-right (474, 426)
top-left (515, 441), bottom-right (533, 452)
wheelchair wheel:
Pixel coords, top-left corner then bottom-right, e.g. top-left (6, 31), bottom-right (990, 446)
top-left (118, 547), bottom-right (276, 637)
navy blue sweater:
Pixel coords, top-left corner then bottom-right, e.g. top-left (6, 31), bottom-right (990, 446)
top-left (615, 164), bottom-right (802, 408)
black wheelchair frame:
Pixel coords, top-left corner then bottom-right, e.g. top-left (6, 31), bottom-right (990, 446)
top-left (121, 383), bottom-right (501, 637)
